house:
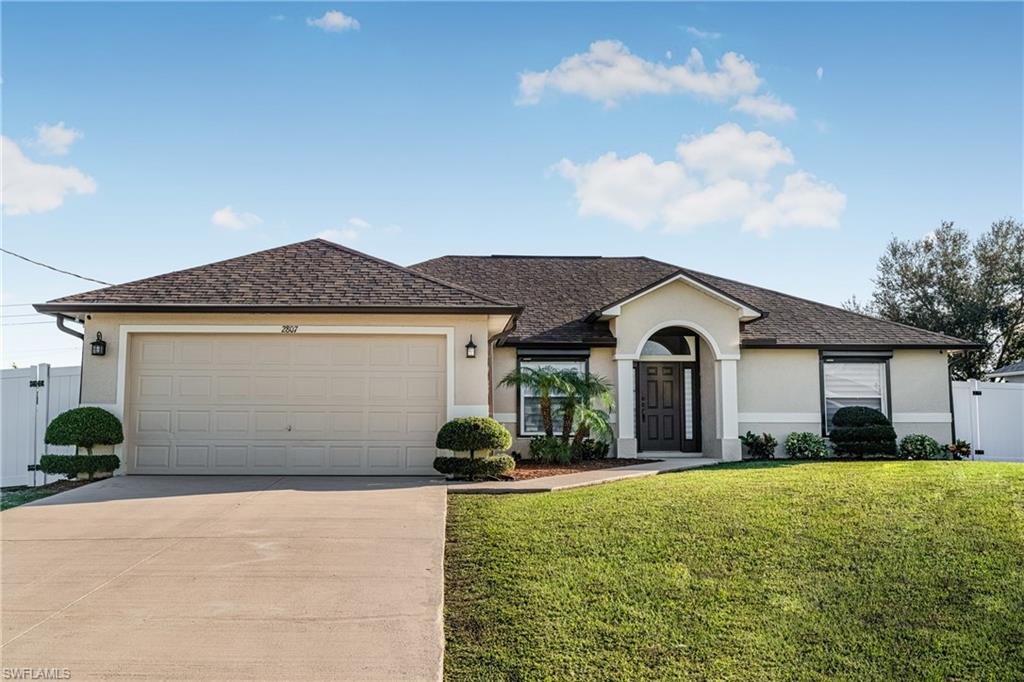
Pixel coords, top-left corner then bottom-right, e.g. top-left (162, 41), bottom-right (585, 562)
top-left (986, 361), bottom-right (1024, 383)
top-left (34, 240), bottom-right (980, 474)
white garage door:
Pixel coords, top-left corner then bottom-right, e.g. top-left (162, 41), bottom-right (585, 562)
top-left (125, 333), bottom-right (446, 475)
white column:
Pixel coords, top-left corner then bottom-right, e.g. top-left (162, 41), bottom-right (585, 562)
top-left (616, 359), bottom-right (637, 457)
top-left (718, 358), bottom-right (741, 461)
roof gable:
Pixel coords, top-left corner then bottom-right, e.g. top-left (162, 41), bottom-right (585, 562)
top-left (38, 240), bottom-right (517, 313)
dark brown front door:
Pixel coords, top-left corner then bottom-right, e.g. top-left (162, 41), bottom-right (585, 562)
top-left (638, 362), bottom-right (701, 452)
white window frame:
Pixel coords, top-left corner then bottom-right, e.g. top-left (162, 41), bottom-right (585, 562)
top-left (517, 356), bottom-right (588, 437)
top-left (820, 356), bottom-right (891, 435)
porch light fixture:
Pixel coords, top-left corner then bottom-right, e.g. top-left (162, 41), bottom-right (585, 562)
top-left (90, 332), bottom-right (107, 356)
top-left (465, 335), bottom-right (477, 359)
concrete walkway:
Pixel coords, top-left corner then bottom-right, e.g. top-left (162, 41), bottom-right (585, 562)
top-left (1, 475), bottom-right (447, 681)
top-left (449, 457), bottom-right (721, 494)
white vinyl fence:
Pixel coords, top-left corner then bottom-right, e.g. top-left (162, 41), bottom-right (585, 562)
top-left (1, 364), bottom-right (81, 487)
top-left (952, 379), bottom-right (1024, 462)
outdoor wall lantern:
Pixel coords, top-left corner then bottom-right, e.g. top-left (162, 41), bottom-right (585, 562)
top-left (465, 335), bottom-right (477, 359)
top-left (90, 332), bottom-right (107, 356)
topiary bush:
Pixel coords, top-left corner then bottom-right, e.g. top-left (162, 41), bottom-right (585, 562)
top-left (785, 432), bottom-right (830, 459)
top-left (571, 438), bottom-right (610, 462)
top-left (899, 434), bottom-right (943, 460)
top-left (829, 407), bottom-right (897, 457)
top-left (433, 455), bottom-right (515, 480)
top-left (39, 454), bottom-right (120, 480)
top-left (435, 417), bottom-right (511, 458)
top-left (45, 407), bottom-right (124, 455)
top-left (740, 431), bottom-right (778, 460)
top-left (529, 435), bottom-right (571, 464)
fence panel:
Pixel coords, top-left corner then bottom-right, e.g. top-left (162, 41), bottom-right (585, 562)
top-left (952, 380), bottom-right (1024, 462)
top-left (0, 365), bottom-right (82, 487)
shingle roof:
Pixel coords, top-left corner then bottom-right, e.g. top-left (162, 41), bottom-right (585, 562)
top-left (37, 240), bottom-right (518, 313)
top-left (988, 360), bottom-right (1024, 377)
top-left (410, 255), bottom-right (981, 349)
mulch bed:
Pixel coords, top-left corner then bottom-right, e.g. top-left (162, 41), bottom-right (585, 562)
top-left (503, 458), bottom-right (660, 481)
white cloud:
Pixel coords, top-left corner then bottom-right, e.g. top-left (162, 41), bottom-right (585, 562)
top-left (731, 93), bottom-right (797, 122)
top-left (517, 40), bottom-right (761, 107)
top-left (742, 172), bottom-right (846, 235)
top-left (686, 26), bottom-right (722, 40)
top-left (555, 124), bottom-right (845, 237)
top-left (33, 122), bottom-right (83, 155)
top-left (1, 136), bottom-right (96, 215)
top-left (555, 153), bottom-right (693, 230)
top-left (306, 10), bottom-right (360, 32)
top-left (675, 123), bottom-right (793, 180)
top-left (211, 206), bottom-right (263, 230)
top-left (316, 217), bottom-right (398, 243)
top-left (816, 66), bottom-right (824, 80)
top-left (665, 50), bottom-right (672, 60)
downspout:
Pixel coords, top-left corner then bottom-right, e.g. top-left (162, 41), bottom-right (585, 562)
top-left (55, 313), bottom-right (85, 340)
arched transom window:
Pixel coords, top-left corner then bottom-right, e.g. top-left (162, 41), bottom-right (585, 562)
top-left (640, 327), bottom-right (698, 360)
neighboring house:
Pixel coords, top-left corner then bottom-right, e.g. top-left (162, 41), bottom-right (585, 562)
top-left (986, 360), bottom-right (1024, 383)
top-left (34, 240), bottom-right (980, 475)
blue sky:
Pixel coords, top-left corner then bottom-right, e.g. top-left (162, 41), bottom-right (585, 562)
top-left (3, 2), bottom-right (1022, 367)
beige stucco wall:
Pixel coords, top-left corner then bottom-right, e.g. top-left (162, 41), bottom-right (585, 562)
top-left (611, 279), bottom-right (742, 359)
top-left (737, 348), bottom-right (953, 455)
top-left (79, 312), bottom-right (502, 414)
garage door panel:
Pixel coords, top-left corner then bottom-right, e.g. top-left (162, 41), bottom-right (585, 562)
top-left (127, 334), bottom-right (445, 475)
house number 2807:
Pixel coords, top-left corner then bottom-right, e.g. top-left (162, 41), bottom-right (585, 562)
top-left (281, 325), bottom-right (298, 334)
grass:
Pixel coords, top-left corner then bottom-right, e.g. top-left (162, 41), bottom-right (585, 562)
top-left (445, 461), bottom-right (1024, 681)
top-left (0, 479), bottom-right (89, 510)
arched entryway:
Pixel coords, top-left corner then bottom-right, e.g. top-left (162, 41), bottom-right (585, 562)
top-left (635, 326), bottom-right (702, 453)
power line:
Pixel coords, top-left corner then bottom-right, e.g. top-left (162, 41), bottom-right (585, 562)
top-left (0, 303), bottom-right (36, 308)
top-left (2, 321), bottom-right (53, 326)
top-left (0, 248), bottom-right (113, 286)
top-left (2, 313), bottom-right (46, 318)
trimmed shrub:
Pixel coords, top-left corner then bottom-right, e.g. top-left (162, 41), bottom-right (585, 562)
top-left (45, 407), bottom-right (124, 455)
top-left (833, 406), bottom-right (892, 428)
top-left (529, 435), bottom-right (571, 464)
top-left (945, 439), bottom-right (972, 460)
top-left (829, 407), bottom-right (897, 457)
top-left (785, 432), bottom-right (830, 459)
top-left (39, 454), bottom-right (120, 479)
top-left (740, 431), bottom-right (778, 460)
top-left (433, 455), bottom-right (515, 480)
top-left (899, 434), bottom-right (943, 460)
top-left (435, 417), bottom-right (511, 457)
top-left (571, 438), bottom-right (610, 462)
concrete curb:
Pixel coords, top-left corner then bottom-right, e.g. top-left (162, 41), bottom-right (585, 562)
top-left (447, 458), bottom-right (720, 494)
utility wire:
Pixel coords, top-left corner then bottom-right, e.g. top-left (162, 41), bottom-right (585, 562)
top-left (3, 321), bottom-right (54, 326)
top-left (0, 248), bottom-right (113, 286)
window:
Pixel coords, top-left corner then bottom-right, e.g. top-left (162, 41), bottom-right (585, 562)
top-left (640, 327), bottom-right (696, 359)
top-left (518, 358), bottom-right (587, 436)
top-left (822, 360), bottom-right (889, 433)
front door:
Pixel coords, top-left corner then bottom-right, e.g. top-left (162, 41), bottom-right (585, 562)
top-left (638, 362), bottom-right (701, 452)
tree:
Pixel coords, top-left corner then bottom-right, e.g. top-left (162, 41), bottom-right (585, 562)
top-left (844, 219), bottom-right (1023, 379)
top-left (555, 370), bottom-right (615, 444)
top-left (498, 366), bottom-right (564, 437)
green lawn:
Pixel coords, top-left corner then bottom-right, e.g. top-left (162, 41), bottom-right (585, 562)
top-left (445, 461), bottom-right (1024, 681)
top-left (0, 479), bottom-right (87, 510)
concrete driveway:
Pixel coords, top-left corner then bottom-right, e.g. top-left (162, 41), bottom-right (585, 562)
top-left (1, 476), bottom-right (447, 680)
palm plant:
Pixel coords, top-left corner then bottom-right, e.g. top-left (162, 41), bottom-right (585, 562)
top-left (557, 370), bottom-right (615, 444)
top-left (498, 366), bottom-right (564, 437)
top-left (571, 404), bottom-right (614, 448)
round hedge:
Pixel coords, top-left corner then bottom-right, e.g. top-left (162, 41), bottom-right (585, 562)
top-left (785, 431), bottom-right (830, 459)
top-left (899, 434), bottom-right (943, 460)
top-left (45, 407), bottom-right (124, 454)
top-left (435, 417), bottom-right (511, 455)
top-left (832, 406), bottom-right (892, 428)
top-left (39, 454), bottom-right (120, 479)
top-left (433, 455), bottom-right (515, 480)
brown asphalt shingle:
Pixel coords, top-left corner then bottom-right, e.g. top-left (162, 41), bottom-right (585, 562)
top-left (40, 240), bottom-right (516, 311)
top-left (410, 255), bottom-right (980, 348)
